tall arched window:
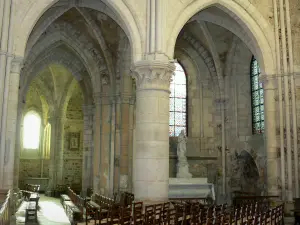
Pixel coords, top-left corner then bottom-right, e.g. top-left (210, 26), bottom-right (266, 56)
top-left (169, 62), bottom-right (187, 136)
top-left (250, 56), bottom-right (264, 134)
top-left (23, 111), bottom-right (41, 149)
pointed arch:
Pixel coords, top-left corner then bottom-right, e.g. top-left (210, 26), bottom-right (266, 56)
top-left (14, 0), bottom-right (142, 62)
top-left (167, 0), bottom-right (275, 75)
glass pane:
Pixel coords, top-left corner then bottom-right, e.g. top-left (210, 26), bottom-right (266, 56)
top-left (260, 88), bottom-right (264, 97)
top-left (252, 80), bottom-right (258, 91)
top-left (252, 60), bottom-right (258, 75)
top-left (261, 122), bottom-right (265, 130)
top-left (169, 112), bottom-right (175, 125)
top-left (252, 91), bottom-right (259, 105)
top-left (182, 113), bottom-right (186, 125)
top-left (169, 126), bottom-right (174, 136)
top-left (253, 98), bottom-right (259, 106)
top-left (260, 105), bottom-right (264, 112)
top-left (261, 113), bottom-right (264, 121)
top-left (170, 98), bottom-right (175, 111)
top-left (175, 84), bottom-right (187, 98)
top-left (175, 112), bottom-right (184, 125)
top-left (175, 126), bottom-right (184, 136)
top-left (255, 122), bottom-right (261, 131)
top-left (175, 98), bottom-right (186, 112)
top-left (174, 71), bottom-right (186, 85)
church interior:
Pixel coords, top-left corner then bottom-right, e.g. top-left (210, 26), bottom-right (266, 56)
top-left (1, 0), bottom-right (300, 224)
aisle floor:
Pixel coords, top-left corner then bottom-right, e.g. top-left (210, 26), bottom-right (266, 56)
top-left (15, 195), bottom-right (70, 225)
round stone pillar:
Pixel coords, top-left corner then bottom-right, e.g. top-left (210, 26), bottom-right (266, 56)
top-left (261, 75), bottom-right (279, 196)
top-left (132, 60), bottom-right (175, 202)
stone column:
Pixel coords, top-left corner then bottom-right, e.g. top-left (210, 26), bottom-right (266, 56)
top-left (13, 101), bottom-right (24, 191)
top-left (82, 104), bottom-right (94, 195)
top-left (261, 75), bottom-right (279, 196)
top-left (3, 58), bottom-right (23, 191)
top-left (93, 91), bottom-right (111, 195)
top-left (56, 116), bottom-right (65, 185)
top-left (132, 60), bottom-right (175, 202)
top-left (47, 115), bottom-right (57, 191)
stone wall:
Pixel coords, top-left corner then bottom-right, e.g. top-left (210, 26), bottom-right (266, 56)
top-left (63, 87), bottom-right (84, 192)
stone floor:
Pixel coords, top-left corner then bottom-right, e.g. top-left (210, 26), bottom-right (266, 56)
top-left (15, 195), bottom-right (70, 225)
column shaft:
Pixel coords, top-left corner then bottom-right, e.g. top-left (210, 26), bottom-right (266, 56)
top-left (82, 105), bottom-right (94, 195)
top-left (262, 76), bottom-right (279, 196)
top-left (133, 60), bottom-right (175, 202)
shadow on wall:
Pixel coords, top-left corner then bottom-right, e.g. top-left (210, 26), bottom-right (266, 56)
top-left (233, 150), bottom-right (260, 194)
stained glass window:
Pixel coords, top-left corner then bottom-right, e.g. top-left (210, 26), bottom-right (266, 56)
top-left (23, 111), bottom-right (41, 149)
top-left (250, 56), bottom-right (264, 134)
top-left (169, 63), bottom-right (187, 136)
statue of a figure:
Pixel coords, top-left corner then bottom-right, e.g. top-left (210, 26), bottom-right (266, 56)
top-left (176, 129), bottom-right (192, 178)
top-left (177, 130), bottom-right (187, 159)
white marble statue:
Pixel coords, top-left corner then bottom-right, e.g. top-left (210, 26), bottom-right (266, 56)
top-left (176, 130), bottom-right (192, 178)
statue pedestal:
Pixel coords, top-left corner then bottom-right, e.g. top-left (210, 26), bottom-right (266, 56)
top-left (168, 178), bottom-right (215, 201)
top-left (176, 160), bottom-right (192, 178)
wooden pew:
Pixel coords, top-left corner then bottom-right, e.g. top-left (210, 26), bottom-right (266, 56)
top-left (60, 187), bottom-right (83, 225)
top-left (0, 190), bottom-right (11, 225)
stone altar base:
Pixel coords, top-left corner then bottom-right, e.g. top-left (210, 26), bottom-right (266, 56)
top-left (168, 178), bottom-right (215, 201)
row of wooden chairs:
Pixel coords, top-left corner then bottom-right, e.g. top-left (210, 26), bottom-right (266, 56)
top-left (86, 194), bottom-right (116, 224)
top-left (89, 200), bottom-right (284, 225)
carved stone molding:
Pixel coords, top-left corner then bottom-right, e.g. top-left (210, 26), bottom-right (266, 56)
top-left (132, 60), bottom-right (175, 91)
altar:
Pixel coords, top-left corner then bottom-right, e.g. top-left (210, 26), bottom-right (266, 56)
top-left (24, 178), bottom-right (49, 192)
top-left (168, 178), bottom-right (215, 200)
top-left (168, 130), bottom-right (215, 201)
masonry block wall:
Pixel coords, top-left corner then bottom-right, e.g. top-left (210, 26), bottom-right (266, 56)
top-left (63, 87), bottom-right (84, 191)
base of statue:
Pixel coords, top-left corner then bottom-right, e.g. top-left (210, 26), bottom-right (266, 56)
top-left (168, 178), bottom-right (215, 200)
top-left (176, 160), bottom-right (192, 178)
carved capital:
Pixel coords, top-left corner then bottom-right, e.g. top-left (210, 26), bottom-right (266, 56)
top-left (132, 60), bottom-right (175, 91)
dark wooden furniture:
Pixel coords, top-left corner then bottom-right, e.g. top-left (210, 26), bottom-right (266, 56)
top-left (293, 198), bottom-right (300, 225)
top-left (0, 190), bottom-right (10, 225)
top-left (60, 187), bottom-right (83, 225)
top-left (25, 201), bottom-right (37, 223)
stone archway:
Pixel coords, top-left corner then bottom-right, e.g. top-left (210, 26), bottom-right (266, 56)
top-left (13, 0), bottom-right (142, 62)
top-left (167, 0), bottom-right (276, 75)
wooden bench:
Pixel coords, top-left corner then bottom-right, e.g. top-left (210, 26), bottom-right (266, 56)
top-left (25, 201), bottom-right (37, 223)
top-left (0, 190), bottom-right (10, 225)
top-left (60, 187), bottom-right (83, 225)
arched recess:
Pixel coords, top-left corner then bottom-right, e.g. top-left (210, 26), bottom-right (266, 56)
top-left (167, 0), bottom-right (275, 75)
top-left (14, 0), bottom-right (142, 63)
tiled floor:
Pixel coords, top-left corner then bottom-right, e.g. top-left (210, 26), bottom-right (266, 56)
top-left (15, 195), bottom-right (70, 225)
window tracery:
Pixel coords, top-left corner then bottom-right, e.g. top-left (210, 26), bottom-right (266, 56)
top-left (169, 62), bottom-right (187, 136)
top-left (250, 56), bottom-right (264, 134)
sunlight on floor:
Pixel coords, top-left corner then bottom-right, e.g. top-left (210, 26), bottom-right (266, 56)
top-left (15, 195), bottom-right (71, 225)
top-left (38, 201), bottom-right (69, 223)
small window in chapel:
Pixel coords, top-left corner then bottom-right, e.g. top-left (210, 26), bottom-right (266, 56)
top-left (250, 56), bottom-right (264, 134)
top-left (169, 62), bottom-right (187, 137)
top-left (23, 111), bottom-right (41, 149)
